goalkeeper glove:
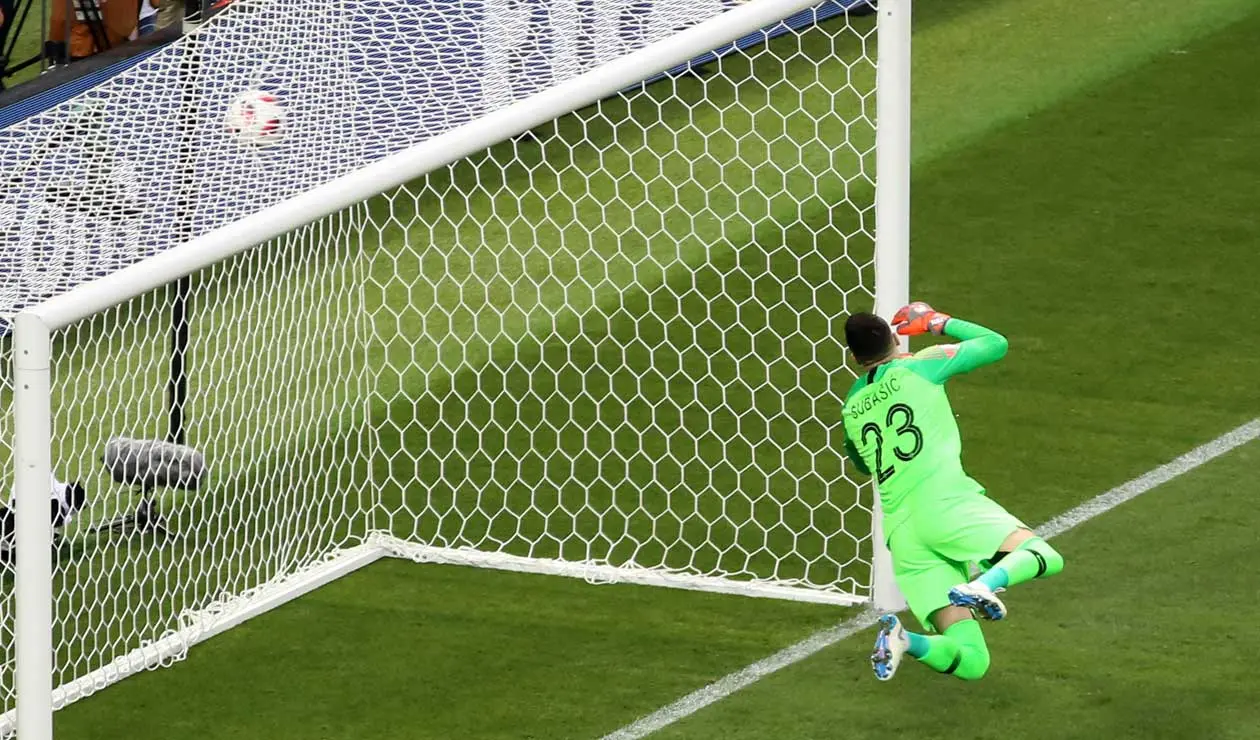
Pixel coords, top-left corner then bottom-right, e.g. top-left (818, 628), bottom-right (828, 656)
top-left (891, 302), bottom-right (951, 336)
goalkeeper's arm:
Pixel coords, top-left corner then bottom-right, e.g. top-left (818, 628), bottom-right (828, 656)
top-left (892, 302), bottom-right (1008, 383)
top-left (843, 437), bottom-right (871, 477)
top-left (915, 318), bottom-right (1009, 382)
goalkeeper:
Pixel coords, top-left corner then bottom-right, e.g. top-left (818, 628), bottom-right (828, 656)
top-left (841, 303), bottom-right (1064, 682)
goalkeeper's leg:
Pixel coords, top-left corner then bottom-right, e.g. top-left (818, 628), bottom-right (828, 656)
top-left (926, 495), bottom-right (1065, 619)
top-left (919, 608), bottom-right (991, 680)
top-left (873, 607), bottom-right (990, 681)
top-left (952, 529), bottom-right (1065, 617)
top-left (874, 541), bottom-right (992, 681)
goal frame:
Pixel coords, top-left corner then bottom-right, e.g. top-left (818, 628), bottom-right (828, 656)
top-left (9, 0), bottom-right (911, 735)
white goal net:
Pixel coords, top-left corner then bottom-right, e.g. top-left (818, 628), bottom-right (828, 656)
top-left (1, 0), bottom-right (893, 731)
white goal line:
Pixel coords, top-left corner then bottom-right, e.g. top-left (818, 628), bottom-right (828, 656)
top-left (2, 414), bottom-right (1250, 738)
top-left (598, 417), bottom-right (1260, 740)
top-left (7, 415), bottom-right (1250, 739)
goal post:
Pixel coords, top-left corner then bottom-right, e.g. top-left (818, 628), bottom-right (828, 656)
top-left (6, 0), bottom-right (909, 734)
top-left (13, 313), bottom-right (54, 740)
top-left (872, 0), bottom-right (911, 614)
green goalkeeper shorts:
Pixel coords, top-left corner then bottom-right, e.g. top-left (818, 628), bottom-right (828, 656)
top-left (888, 489), bottom-right (1026, 631)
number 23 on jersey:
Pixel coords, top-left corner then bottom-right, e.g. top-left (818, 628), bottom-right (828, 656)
top-left (859, 403), bottom-right (923, 483)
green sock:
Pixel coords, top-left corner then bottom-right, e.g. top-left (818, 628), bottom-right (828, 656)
top-left (978, 536), bottom-right (1064, 591)
top-left (913, 620), bottom-right (991, 680)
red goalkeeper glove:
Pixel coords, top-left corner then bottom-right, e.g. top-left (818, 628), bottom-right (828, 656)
top-left (891, 302), bottom-right (951, 336)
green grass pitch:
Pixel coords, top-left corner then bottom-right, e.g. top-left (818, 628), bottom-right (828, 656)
top-left (12, 0), bottom-right (1260, 736)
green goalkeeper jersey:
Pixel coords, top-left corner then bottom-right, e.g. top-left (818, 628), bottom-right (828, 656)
top-left (841, 319), bottom-right (1008, 535)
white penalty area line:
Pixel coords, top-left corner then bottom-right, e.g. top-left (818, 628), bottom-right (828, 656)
top-left (600, 417), bottom-right (1260, 740)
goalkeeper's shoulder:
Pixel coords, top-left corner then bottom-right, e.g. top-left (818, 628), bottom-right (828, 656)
top-left (910, 343), bottom-right (961, 361)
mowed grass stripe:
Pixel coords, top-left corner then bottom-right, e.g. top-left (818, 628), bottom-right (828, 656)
top-left (41, 1), bottom-right (1260, 737)
top-left (2, 0), bottom-right (1249, 726)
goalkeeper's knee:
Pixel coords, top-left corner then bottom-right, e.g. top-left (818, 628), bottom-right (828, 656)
top-left (943, 620), bottom-right (990, 681)
top-left (1016, 536), bottom-right (1065, 579)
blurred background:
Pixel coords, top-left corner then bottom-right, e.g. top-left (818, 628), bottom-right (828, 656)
top-left (2, 0), bottom-right (249, 99)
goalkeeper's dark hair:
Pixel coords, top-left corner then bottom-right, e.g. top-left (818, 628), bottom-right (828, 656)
top-left (844, 312), bottom-right (895, 364)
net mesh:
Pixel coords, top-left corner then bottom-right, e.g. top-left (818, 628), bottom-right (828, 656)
top-left (41, 209), bottom-right (370, 708)
top-left (370, 23), bottom-right (879, 593)
top-left (0, 0), bottom-right (753, 324)
top-left (0, 0), bottom-right (879, 722)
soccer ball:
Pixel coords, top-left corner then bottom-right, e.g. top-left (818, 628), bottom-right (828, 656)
top-left (225, 90), bottom-right (285, 147)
